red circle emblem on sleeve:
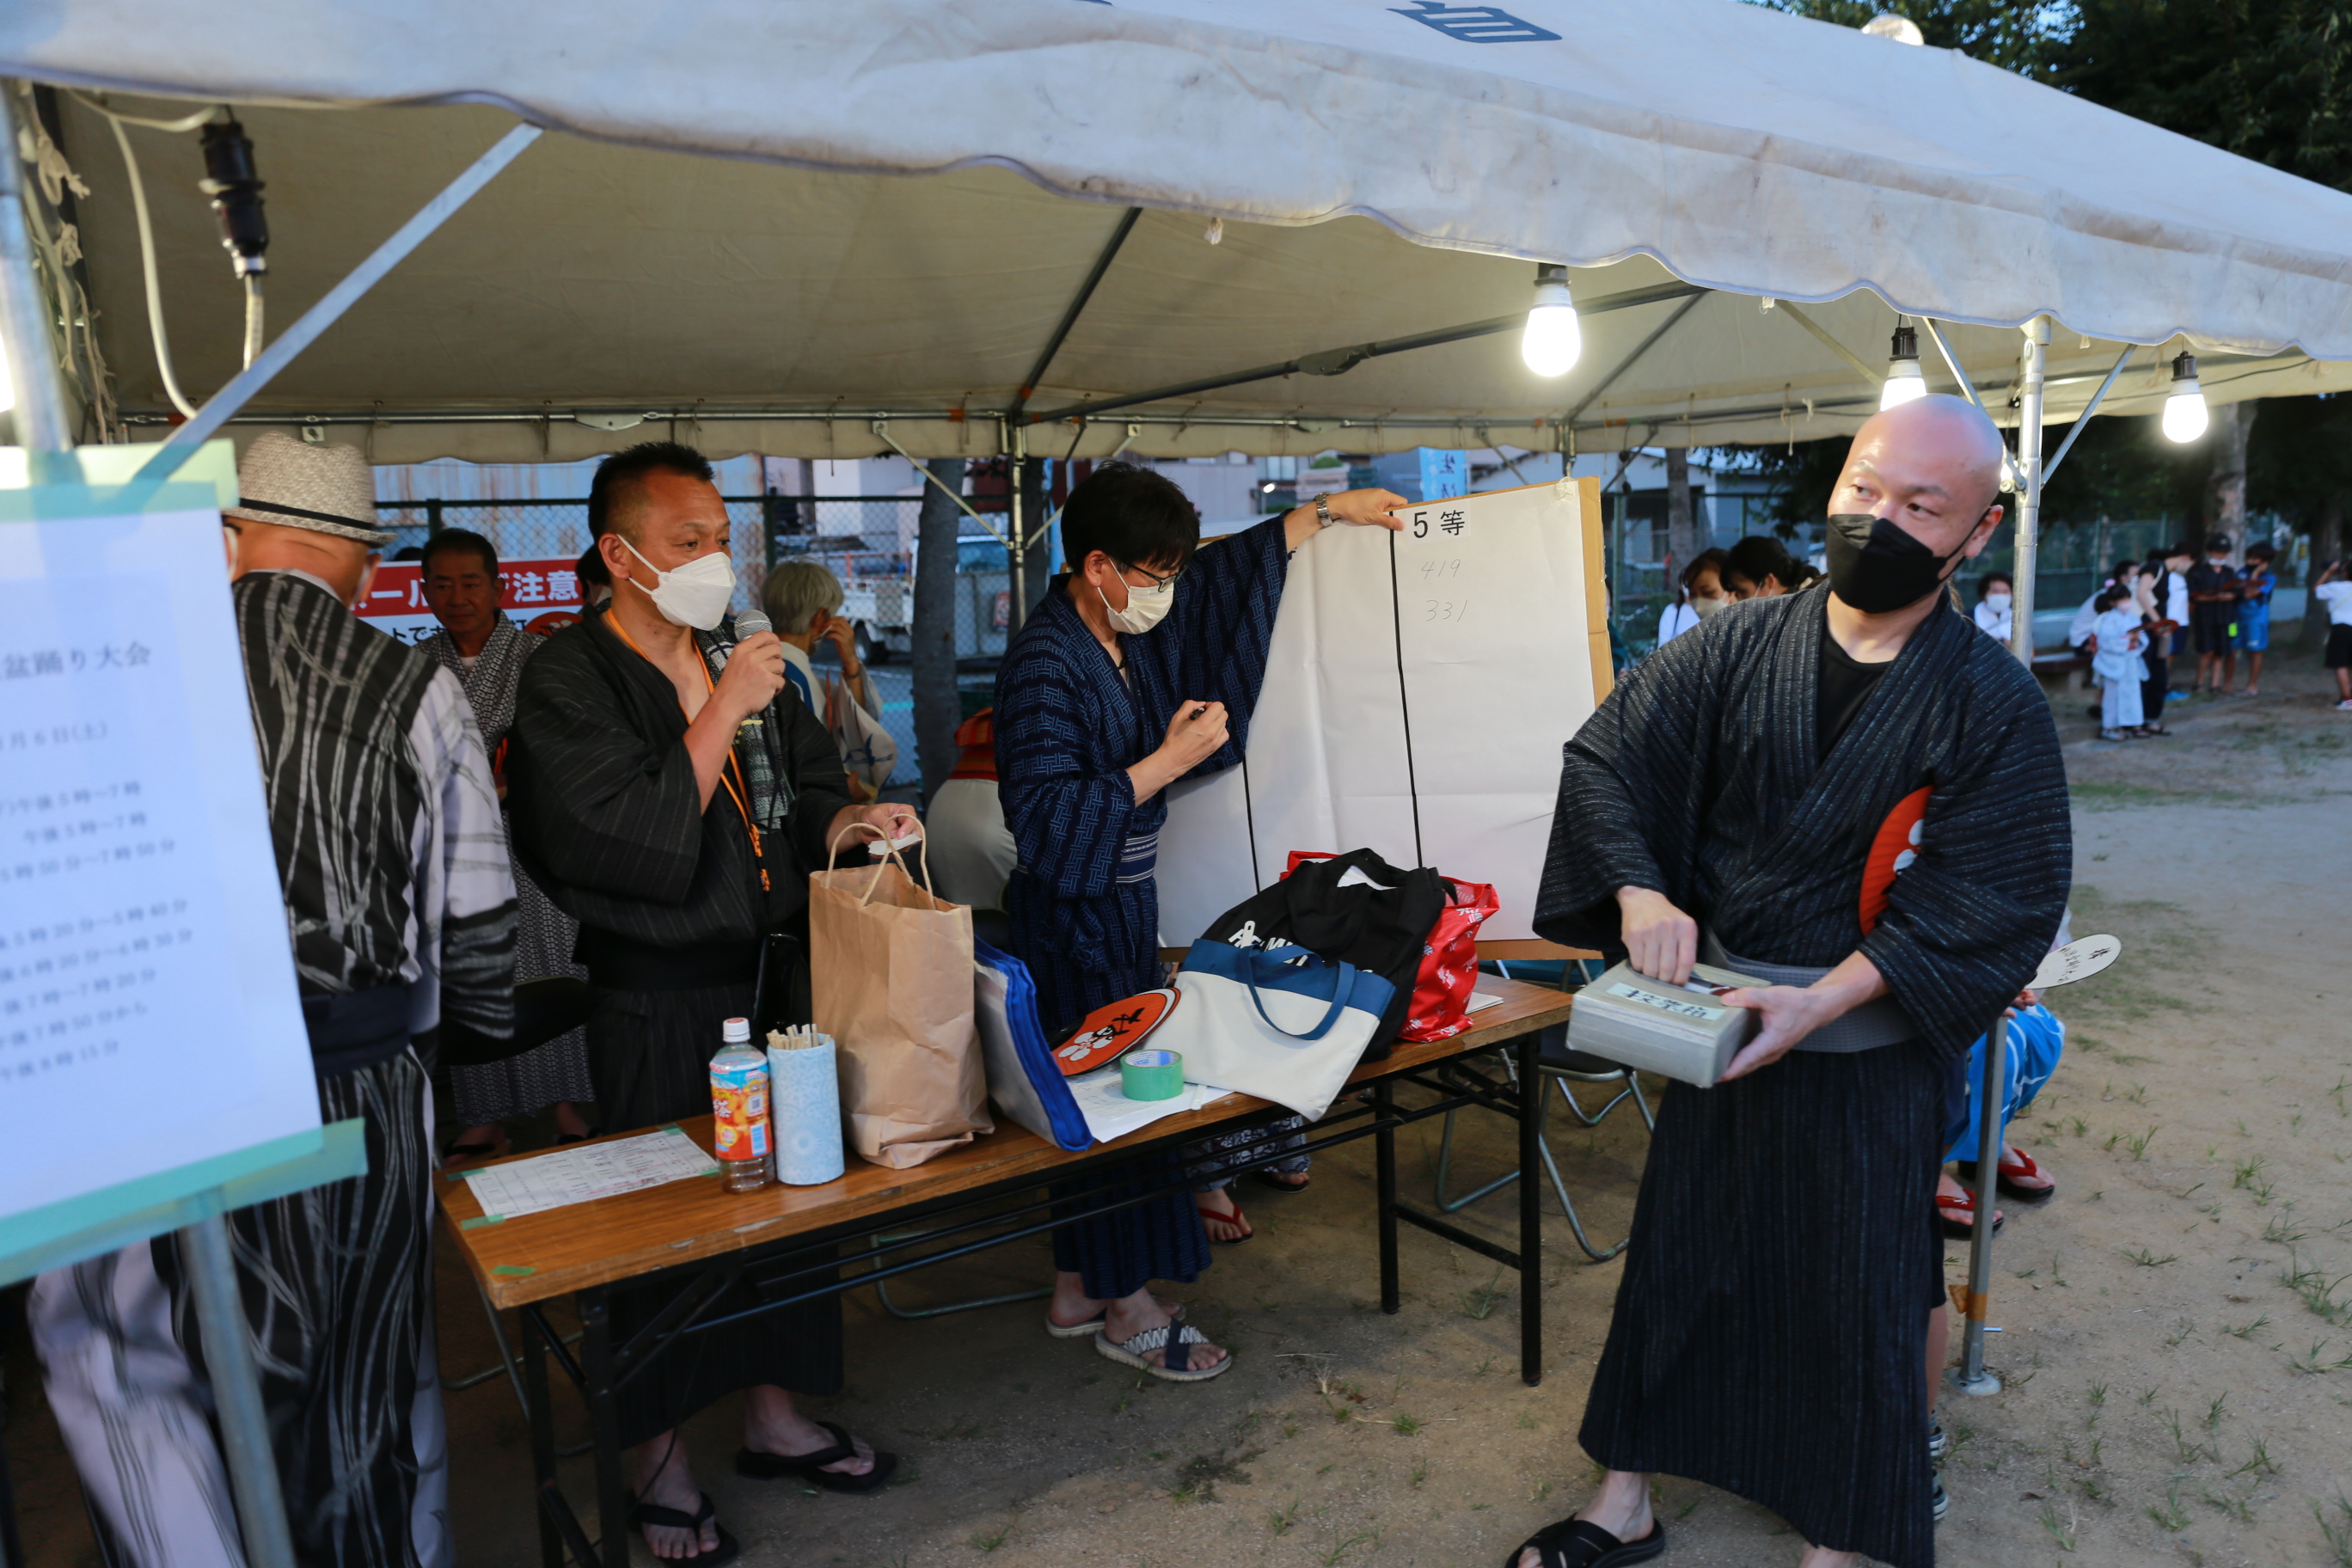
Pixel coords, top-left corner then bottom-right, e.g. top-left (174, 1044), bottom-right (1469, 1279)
top-left (1858, 786), bottom-right (1932, 935)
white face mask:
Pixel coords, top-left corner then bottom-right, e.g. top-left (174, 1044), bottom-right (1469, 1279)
top-left (619, 536), bottom-right (737, 630)
top-left (1984, 591), bottom-right (2012, 613)
top-left (1098, 572), bottom-right (1175, 635)
top-left (1690, 592), bottom-right (1729, 622)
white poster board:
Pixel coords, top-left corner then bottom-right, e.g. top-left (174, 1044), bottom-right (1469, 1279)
top-left (1159, 477), bottom-right (1609, 944)
top-left (0, 499), bottom-right (319, 1222)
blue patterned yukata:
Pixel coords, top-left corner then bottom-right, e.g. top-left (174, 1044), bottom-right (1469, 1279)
top-left (995, 516), bottom-right (1289, 1295)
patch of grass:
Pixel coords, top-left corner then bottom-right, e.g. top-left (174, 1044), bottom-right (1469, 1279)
top-left (1517, 1412), bottom-right (1538, 1430)
top-left (2164, 1316), bottom-right (2195, 1347)
top-left (2204, 1488), bottom-right (2254, 1524)
top-left (2123, 1125), bottom-right (2160, 1160)
top-left (2164, 1408), bottom-right (2204, 1465)
top-left (1315, 1530), bottom-right (1378, 1565)
top-left (2088, 1379), bottom-right (2108, 1406)
top-left (1410, 1458), bottom-right (1426, 1490)
top-left (2038, 1500), bottom-right (2077, 1552)
top-left (2227, 1436), bottom-right (2282, 1480)
top-left (971, 1526), bottom-right (1009, 1552)
top-left (2147, 1480), bottom-right (2192, 1531)
top-left (2123, 1246), bottom-right (2180, 1267)
top-left (2316, 1491), bottom-right (2352, 1566)
top-left (1462, 1266), bottom-right (1508, 1320)
top-left (2123, 1081), bottom-right (2150, 1105)
top-left (2234, 1153), bottom-right (2271, 1190)
top-left (2266, 1210), bottom-right (2311, 1246)
top-left (2286, 1252), bottom-right (2352, 1325)
top-left (1391, 1412), bottom-right (1421, 1436)
top-left (2224, 1314), bottom-right (2273, 1339)
top-left (1529, 1479), bottom-right (1553, 1503)
top-left (1268, 1497), bottom-right (1302, 1538)
top-left (2288, 1339), bottom-right (2352, 1375)
top-left (2205, 1393), bottom-right (2229, 1430)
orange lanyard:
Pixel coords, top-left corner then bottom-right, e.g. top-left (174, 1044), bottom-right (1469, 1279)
top-left (607, 617), bottom-right (770, 893)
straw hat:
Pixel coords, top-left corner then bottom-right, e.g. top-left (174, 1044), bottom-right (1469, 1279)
top-left (224, 432), bottom-right (393, 547)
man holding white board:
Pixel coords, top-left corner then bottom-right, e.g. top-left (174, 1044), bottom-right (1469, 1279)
top-left (1523, 397), bottom-right (2070, 1568)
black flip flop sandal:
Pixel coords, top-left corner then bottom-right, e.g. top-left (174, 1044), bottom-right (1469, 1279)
top-left (626, 1491), bottom-right (739, 1568)
top-left (1504, 1516), bottom-right (1666, 1568)
top-left (1253, 1170), bottom-right (1312, 1194)
top-left (735, 1420), bottom-right (899, 1492)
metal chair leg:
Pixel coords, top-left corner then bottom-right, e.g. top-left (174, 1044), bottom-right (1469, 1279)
top-left (444, 1275), bottom-right (591, 1456)
top-left (1536, 1081), bottom-right (1629, 1262)
top-left (866, 1230), bottom-right (1052, 1320)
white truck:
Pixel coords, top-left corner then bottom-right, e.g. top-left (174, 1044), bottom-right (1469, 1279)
top-left (837, 536), bottom-right (1014, 665)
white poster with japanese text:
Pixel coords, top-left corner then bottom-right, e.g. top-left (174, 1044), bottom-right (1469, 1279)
top-left (0, 503), bottom-right (317, 1222)
top-left (1158, 480), bottom-right (1596, 944)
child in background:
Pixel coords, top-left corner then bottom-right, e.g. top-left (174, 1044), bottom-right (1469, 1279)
top-left (2090, 585), bottom-right (2147, 740)
top-left (2235, 542), bottom-right (2276, 696)
top-left (2317, 558), bottom-right (2352, 712)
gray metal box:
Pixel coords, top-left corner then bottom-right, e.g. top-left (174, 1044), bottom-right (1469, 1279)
top-left (1566, 961), bottom-right (1767, 1087)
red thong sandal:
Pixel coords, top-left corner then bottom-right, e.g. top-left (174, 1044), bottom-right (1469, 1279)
top-left (1937, 1186), bottom-right (2006, 1240)
top-left (1956, 1148), bottom-right (2056, 1204)
top-left (1196, 1190), bottom-right (1253, 1244)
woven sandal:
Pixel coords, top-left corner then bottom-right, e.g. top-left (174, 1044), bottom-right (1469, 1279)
top-left (1094, 1320), bottom-right (1231, 1383)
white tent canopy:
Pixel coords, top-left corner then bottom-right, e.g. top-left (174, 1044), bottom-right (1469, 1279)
top-left (8, 0), bottom-right (2352, 464)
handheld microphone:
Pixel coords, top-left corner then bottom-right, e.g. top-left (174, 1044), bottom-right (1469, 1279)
top-left (731, 608), bottom-right (773, 733)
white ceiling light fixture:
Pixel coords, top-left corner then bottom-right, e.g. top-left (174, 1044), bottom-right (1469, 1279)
top-left (1879, 321), bottom-right (1927, 409)
top-left (1862, 14), bottom-right (1926, 45)
top-left (1521, 263), bottom-right (1582, 377)
top-left (2161, 351), bottom-right (2209, 443)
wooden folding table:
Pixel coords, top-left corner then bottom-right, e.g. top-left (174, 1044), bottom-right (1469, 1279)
top-left (443, 976), bottom-right (1576, 1568)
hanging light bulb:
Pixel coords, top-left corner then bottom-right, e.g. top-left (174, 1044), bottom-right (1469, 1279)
top-left (1521, 263), bottom-right (1582, 377)
top-left (2161, 351), bottom-right (2209, 443)
top-left (1880, 322), bottom-right (1927, 410)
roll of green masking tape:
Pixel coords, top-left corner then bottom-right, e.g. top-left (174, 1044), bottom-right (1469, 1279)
top-left (1120, 1048), bottom-right (1185, 1101)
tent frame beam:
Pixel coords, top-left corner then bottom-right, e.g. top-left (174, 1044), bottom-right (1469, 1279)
top-left (1022, 281), bottom-right (1705, 426)
top-left (1005, 207), bottom-right (1142, 424)
top-left (1769, 301), bottom-right (1884, 388)
top-left (132, 122), bottom-right (542, 484)
top-left (2039, 344), bottom-right (2136, 488)
top-left (1565, 292), bottom-right (1709, 427)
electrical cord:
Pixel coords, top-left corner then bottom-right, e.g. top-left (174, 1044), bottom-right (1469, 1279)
top-left (103, 113), bottom-right (199, 418)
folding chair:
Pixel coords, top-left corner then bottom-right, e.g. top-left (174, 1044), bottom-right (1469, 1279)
top-left (1431, 955), bottom-right (1655, 1262)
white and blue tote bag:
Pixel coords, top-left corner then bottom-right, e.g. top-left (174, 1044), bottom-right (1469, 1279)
top-left (1159, 940), bottom-right (1395, 1121)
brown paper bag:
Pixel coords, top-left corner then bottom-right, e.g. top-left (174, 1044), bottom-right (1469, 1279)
top-left (810, 824), bottom-right (992, 1167)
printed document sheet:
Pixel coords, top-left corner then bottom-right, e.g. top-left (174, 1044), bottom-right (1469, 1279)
top-left (462, 1126), bottom-right (720, 1221)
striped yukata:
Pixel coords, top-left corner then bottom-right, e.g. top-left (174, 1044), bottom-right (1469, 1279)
top-left (418, 614), bottom-right (596, 1124)
top-left (994, 518), bottom-right (1289, 1297)
top-left (1534, 587), bottom-right (2071, 1568)
top-left (32, 569), bottom-right (518, 1568)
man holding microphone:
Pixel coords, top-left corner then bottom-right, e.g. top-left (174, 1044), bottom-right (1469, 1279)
top-left (508, 442), bottom-right (913, 1565)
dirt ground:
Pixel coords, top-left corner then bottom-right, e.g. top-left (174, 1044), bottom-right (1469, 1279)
top-left (7, 644), bottom-right (2350, 1568)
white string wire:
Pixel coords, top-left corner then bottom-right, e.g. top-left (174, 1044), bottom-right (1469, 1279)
top-left (242, 273), bottom-right (265, 370)
top-left (67, 91), bottom-right (214, 134)
top-left (104, 114), bottom-right (199, 418)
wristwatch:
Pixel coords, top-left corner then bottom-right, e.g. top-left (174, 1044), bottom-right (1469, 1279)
top-left (1314, 493), bottom-right (1332, 528)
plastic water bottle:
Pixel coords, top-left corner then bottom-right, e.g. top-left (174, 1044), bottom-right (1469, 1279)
top-left (710, 1017), bottom-right (772, 1192)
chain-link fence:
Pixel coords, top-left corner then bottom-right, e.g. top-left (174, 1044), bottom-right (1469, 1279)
top-left (376, 494), bottom-right (1024, 787)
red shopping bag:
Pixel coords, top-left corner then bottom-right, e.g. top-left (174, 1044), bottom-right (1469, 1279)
top-left (1282, 853), bottom-right (1498, 1043)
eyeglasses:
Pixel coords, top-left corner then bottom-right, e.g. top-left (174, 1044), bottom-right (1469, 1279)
top-left (1117, 559), bottom-right (1185, 592)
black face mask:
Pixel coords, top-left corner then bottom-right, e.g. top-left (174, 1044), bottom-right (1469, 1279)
top-left (1823, 512), bottom-right (1975, 615)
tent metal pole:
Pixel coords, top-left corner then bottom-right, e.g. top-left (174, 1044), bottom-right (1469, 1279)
top-left (134, 122), bottom-right (542, 484)
top-left (2039, 345), bottom-right (2135, 489)
top-left (1564, 293), bottom-right (1708, 426)
top-left (1006, 207), bottom-right (1141, 424)
top-left (1025, 281), bottom-right (1703, 426)
top-left (1953, 1010), bottom-right (2007, 1395)
top-left (2011, 316), bottom-right (2048, 667)
top-left (872, 420), bottom-right (1012, 548)
top-left (1919, 319), bottom-right (1987, 415)
top-left (1004, 418), bottom-right (1025, 631)
top-left (0, 83), bottom-right (75, 462)
top-left (1768, 302), bottom-right (1883, 388)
